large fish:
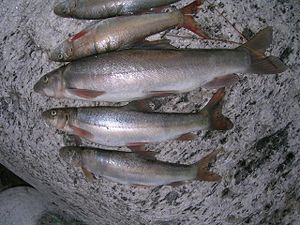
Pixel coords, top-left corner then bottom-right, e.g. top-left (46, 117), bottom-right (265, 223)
top-left (41, 88), bottom-right (233, 149)
top-left (34, 27), bottom-right (287, 102)
top-left (59, 146), bottom-right (222, 186)
top-left (50, 0), bottom-right (207, 61)
top-left (54, 0), bottom-right (180, 19)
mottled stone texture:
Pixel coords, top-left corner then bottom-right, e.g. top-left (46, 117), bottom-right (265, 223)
top-left (0, 0), bottom-right (299, 224)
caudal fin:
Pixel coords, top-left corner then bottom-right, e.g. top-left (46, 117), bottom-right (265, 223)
top-left (195, 148), bottom-right (223, 182)
top-left (179, 0), bottom-right (209, 39)
top-left (237, 27), bottom-right (287, 74)
top-left (201, 88), bottom-right (233, 130)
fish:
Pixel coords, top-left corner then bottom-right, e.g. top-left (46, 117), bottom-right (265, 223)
top-left (49, 0), bottom-right (208, 62)
top-left (59, 146), bottom-right (222, 186)
top-left (54, 0), bottom-right (181, 19)
top-left (41, 88), bottom-right (233, 149)
top-left (34, 27), bottom-right (287, 102)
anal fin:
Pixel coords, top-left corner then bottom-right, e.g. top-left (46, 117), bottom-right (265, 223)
top-left (203, 74), bottom-right (239, 89)
top-left (176, 133), bottom-right (198, 141)
top-left (146, 91), bottom-right (176, 98)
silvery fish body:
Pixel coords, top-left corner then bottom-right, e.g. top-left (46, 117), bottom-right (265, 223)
top-left (38, 49), bottom-right (248, 102)
top-left (54, 0), bottom-right (180, 19)
top-left (59, 147), bottom-right (222, 186)
top-left (35, 27), bottom-right (287, 102)
top-left (42, 89), bottom-right (232, 147)
top-left (50, 12), bottom-right (184, 61)
top-left (46, 107), bottom-right (210, 146)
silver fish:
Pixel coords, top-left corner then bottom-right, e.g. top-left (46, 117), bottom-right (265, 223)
top-left (34, 27), bottom-right (287, 102)
top-left (59, 146), bottom-right (222, 186)
top-left (54, 0), bottom-right (180, 19)
top-left (50, 0), bottom-right (207, 61)
top-left (41, 88), bottom-right (233, 149)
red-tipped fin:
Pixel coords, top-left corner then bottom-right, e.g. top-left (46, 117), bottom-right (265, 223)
top-left (122, 100), bottom-right (154, 112)
top-left (69, 124), bottom-right (94, 140)
top-left (176, 133), bottom-right (198, 141)
top-left (180, 0), bottom-right (208, 39)
top-left (195, 148), bottom-right (223, 182)
top-left (201, 88), bottom-right (233, 130)
top-left (127, 143), bottom-right (157, 160)
top-left (132, 39), bottom-right (177, 50)
top-left (66, 88), bottom-right (105, 99)
top-left (146, 91), bottom-right (176, 98)
top-left (127, 143), bottom-right (146, 152)
top-left (203, 74), bottom-right (239, 89)
top-left (70, 30), bottom-right (88, 42)
top-left (81, 166), bottom-right (95, 182)
top-left (180, 0), bottom-right (204, 15)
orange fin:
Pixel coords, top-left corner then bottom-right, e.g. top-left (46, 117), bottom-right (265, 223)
top-left (132, 39), bottom-right (177, 50)
top-left (69, 124), bottom-right (94, 140)
top-left (127, 143), bottom-right (157, 160)
top-left (195, 148), bottom-right (223, 182)
top-left (70, 30), bottom-right (88, 42)
top-left (203, 74), bottom-right (239, 89)
top-left (122, 100), bottom-right (153, 112)
top-left (81, 166), bottom-right (95, 182)
top-left (201, 88), bottom-right (233, 130)
top-left (146, 91), bottom-right (176, 98)
top-left (67, 89), bottom-right (105, 99)
top-left (169, 181), bottom-right (185, 187)
top-left (74, 135), bottom-right (82, 146)
top-left (237, 27), bottom-right (287, 74)
top-left (127, 143), bottom-right (146, 152)
top-left (176, 133), bottom-right (198, 141)
top-left (180, 0), bottom-right (209, 39)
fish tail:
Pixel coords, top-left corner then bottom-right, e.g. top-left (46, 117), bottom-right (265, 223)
top-left (201, 88), bottom-right (233, 130)
top-left (179, 0), bottom-right (209, 39)
top-left (237, 27), bottom-right (287, 74)
top-left (195, 148), bottom-right (223, 181)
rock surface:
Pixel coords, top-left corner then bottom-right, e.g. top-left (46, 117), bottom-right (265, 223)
top-left (0, 0), bottom-right (299, 224)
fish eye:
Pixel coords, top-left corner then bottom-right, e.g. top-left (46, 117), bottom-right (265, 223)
top-left (58, 53), bottom-right (64, 60)
top-left (51, 110), bottom-right (57, 116)
top-left (43, 76), bottom-right (49, 83)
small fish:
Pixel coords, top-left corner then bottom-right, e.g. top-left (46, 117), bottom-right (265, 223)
top-left (34, 27), bottom-right (287, 102)
top-left (59, 146), bottom-right (222, 186)
top-left (41, 88), bottom-right (233, 149)
top-left (54, 0), bottom-right (180, 19)
top-left (50, 0), bottom-right (208, 61)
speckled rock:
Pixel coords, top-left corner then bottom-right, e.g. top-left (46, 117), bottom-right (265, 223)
top-left (0, 0), bottom-right (299, 224)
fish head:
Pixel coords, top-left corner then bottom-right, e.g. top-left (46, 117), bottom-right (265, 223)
top-left (59, 146), bottom-right (83, 167)
top-left (54, 0), bottom-right (77, 17)
top-left (49, 41), bottom-right (74, 62)
top-left (34, 67), bottom-right (65, 98)
top-left (42, 108), bottom-right (72, 129)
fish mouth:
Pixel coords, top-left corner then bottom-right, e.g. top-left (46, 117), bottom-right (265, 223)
top-left (33, 82), bottom-right (42, 93)
top-left (53, 2), bottom-right (70, 17)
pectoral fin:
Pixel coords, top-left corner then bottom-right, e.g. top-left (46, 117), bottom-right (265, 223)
top-left (69, 124), bottom-right (94, 140)
top-left (81, 166), bottom-right (95, 182)
top-left (66, 88), bottom-right (105, 99)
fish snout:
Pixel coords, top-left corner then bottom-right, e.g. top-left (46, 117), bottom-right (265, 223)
top-left (33, 81), bottom-right (43, 93)
top-left (54, 2), bottom-right (70, 17)
top-left (49, 49), bottom-right (64, 62)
